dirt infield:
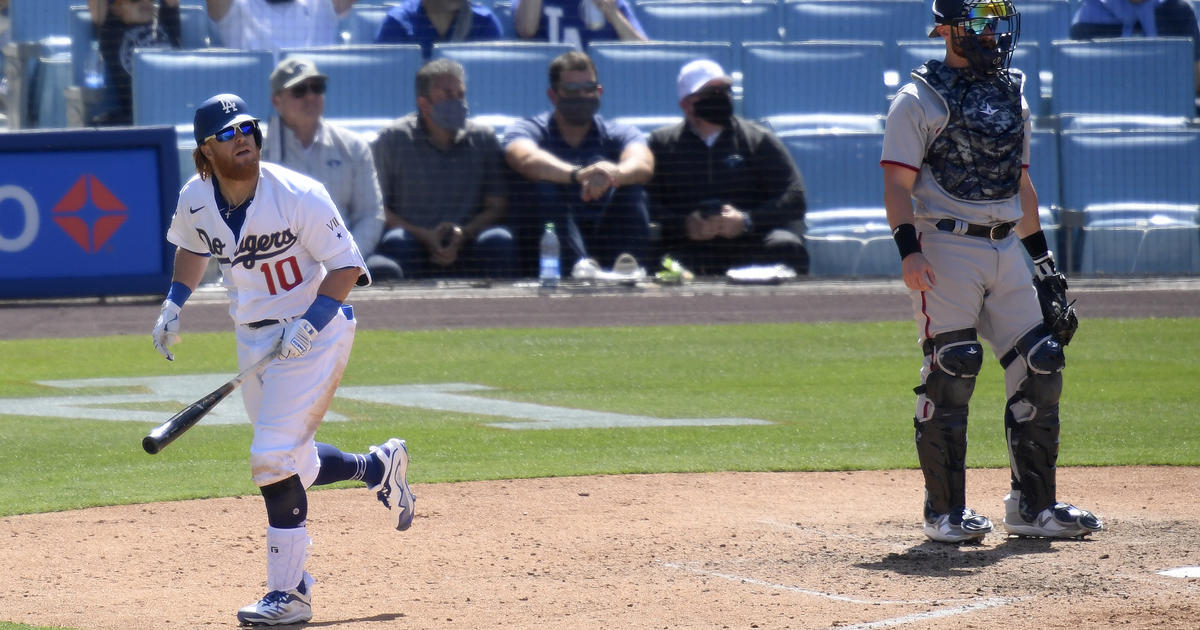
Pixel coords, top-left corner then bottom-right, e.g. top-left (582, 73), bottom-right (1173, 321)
top-left (1, 467), bottom-right (1198, 629)
top-left (1, 278), bottom-right (1198, 629)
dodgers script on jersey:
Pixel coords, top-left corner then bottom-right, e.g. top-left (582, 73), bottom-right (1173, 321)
top-left (167, 162), bottom-right (369, 325)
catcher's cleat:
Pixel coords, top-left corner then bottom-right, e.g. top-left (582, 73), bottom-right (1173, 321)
top-left (1003, 492), bottom-right (1102, 538)
top-left (368, 438), bottom-right (415, 531)
top-left (237, 572), bottom-right (313, 626)
top-left (924, 507), bottom-right (993, 543)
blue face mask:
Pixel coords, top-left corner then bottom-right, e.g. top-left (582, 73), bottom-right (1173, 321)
top-left (431, 98), bottom-right (469, 131)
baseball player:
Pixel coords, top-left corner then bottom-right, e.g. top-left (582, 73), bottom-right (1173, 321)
top-left (881, 0), bottom-right (1101, 543)
top-left (151, 93), bottom-right (416, 625)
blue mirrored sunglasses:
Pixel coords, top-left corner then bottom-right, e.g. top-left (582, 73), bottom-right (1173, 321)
top-left (963, 2), bottom-right (1013, 34)
top-left (206, 120), bottom-right (257, 144)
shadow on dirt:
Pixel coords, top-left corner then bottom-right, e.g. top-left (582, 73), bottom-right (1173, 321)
top-left (305, 612), bottom-right (407, 627)
top-left (855, 535), bottom-right (1099, 577)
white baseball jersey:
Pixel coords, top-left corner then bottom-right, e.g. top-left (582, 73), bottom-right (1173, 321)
top-left (167, 161), bottom-right (368, 326)
top-left (212, 0), bottom-right (344, 51)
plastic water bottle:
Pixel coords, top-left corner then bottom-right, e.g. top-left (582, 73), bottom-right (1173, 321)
top-left (539, 222), bottom-right (560, 288)
top-left (84, 41), bottom-right (106, 90)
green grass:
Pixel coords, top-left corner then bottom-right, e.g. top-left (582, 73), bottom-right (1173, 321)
top-left (0, 318), bottom-right (1196, 520)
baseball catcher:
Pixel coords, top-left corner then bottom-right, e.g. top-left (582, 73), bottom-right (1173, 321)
top-left (881, 0), bottom-right (1101, 543)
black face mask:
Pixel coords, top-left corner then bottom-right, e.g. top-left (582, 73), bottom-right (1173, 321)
top-left (556, 96), bottom-right (600, 126)
top-left (693, 92), bottom-right (733, 127)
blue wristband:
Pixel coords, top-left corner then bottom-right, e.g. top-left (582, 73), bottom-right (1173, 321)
top-left (301, 294), bottom-right (342, 332)
top-left (166, 281), bottom-right (192, 307)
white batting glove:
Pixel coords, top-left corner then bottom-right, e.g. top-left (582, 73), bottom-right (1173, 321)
top-left (278, 318), bottom-right (318, 360)
top-left (152, 300), bottom-right (182, 361)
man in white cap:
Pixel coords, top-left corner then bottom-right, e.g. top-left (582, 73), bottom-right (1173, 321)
top-left (264, 57), bottom-right (386, 275)
top-left (646, 59), bottom-right (808, 276)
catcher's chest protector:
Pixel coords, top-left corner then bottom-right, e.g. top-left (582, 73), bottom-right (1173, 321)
top-left (917, 61), bottom-right (1024, 202)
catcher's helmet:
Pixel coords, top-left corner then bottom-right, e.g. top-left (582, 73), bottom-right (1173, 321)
top-left (193, 93), bottom-right (263, 148)
top-left (929, 0), bottom-right (1021, 76)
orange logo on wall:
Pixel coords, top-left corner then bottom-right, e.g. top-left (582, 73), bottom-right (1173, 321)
top-left (52, 175), bottom-right (128, 253)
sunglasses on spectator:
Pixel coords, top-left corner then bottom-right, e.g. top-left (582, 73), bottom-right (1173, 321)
top-left (557, 81), bottom-right (600, 96)
top-left (205, 120), bottom-right (258, 144)
top-left (289, 80), bottom-right (327, 98)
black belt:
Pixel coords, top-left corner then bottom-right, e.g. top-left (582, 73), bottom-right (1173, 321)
top-left (246, 319), bottom-right (280, 329)
top-left (935, 219), bottom-right (1017, 240)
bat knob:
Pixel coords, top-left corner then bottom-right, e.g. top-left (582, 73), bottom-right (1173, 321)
top-left (142, 435), bottom-right (162, 455)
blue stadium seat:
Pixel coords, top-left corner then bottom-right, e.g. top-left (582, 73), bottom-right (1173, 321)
top-left (432, 42), bottom-right (574, 117)
top-left (69, 5), bottom-right (211, 88)
top-left (8, 0), bottom-right (75, 43)
top-left (781, 0), bottom-right (925, 67)
top-left (32, 51), bottom-right (70, 128)
top-left (587, 42), bottom-right (735, 119)
top-left (779, 130), bottom-right (893, 276)
top-left (742, 42), bottom-right (888, 120)
top-left (1060, 129), bottom-right (1200, 274)
top-left (1013, 0), bottom-right (1070, 63)
top-left (611, 115), bottom-right (683, 137)
top-left (1027, 128), bottom-right (1060, 269)
top-left (131, 49), bottom-right (275, 129)
top-left (492, 1), bottom-right (513, 34)
top-left (1050, 38), bottom-right (1195, 123)
top-left (280, 45), bottom-right (424, 118)
top-left (1028, 128), bottom-right (1060, 218)
top-left (634, 0), bottom-right (781, 64)
top-left (895, 40), bottom-right (1042, 117)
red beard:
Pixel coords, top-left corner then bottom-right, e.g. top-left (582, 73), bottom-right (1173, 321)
top-left (210, 143), bottom-right (261, 182)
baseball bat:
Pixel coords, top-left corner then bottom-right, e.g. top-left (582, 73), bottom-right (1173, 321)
top-left (142, 348), bottom-right (277, 455)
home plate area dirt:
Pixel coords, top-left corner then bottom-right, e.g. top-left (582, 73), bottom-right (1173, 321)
top-left (1, 466), bottom-right (1198, 629)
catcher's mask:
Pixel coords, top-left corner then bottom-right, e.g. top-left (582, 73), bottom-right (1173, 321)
top-left (930, 0), bottom-right (1021, 77)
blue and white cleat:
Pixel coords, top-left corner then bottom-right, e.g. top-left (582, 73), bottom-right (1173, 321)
top-left (1003, 492), bottom-right (1103, 538)
top-left (369, 438), bottom-right (416, 531)
top-left (237, 572), bottom-right (314, 626)
top-left (923, 507), bottom-right (993, 543)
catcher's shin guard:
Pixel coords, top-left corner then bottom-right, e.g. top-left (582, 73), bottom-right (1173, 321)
top-left (913, 329), bottom-right (982, 519)
top-left (1002, 325), bottom-right (1065, 521)
top-left (915, 415), bottom-right (969, 520)
top-left (1005, 406), bottom-right (1060, 521)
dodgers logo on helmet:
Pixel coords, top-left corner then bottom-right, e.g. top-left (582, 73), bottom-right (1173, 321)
top-left (193, 93), bottom-right (260, 146)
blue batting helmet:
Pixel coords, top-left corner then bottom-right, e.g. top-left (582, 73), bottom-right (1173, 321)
top-left (193, 93), bottom-right (260, 146)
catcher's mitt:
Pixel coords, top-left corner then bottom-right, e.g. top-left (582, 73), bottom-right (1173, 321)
top-left (1033, 272), bottom-right (1078, 345)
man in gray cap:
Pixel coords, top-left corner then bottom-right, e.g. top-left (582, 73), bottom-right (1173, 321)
top-left (265, 57), bottom-right (385, 272)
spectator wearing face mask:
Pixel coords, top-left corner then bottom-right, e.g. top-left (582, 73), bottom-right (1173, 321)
top-left (503, 50), bottom-right (654, 275)
top-left (370, 58), bottom-right (516, 280)
top-left (646, 59), bottom-right (808, 276)
top-left (87, 0), bottom-right (182, 125)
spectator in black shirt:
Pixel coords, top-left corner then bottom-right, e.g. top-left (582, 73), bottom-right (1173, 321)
top-left (647, 59), bottom-right (808, 276)
top-left (87, 0), bottom-right (181, 125)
